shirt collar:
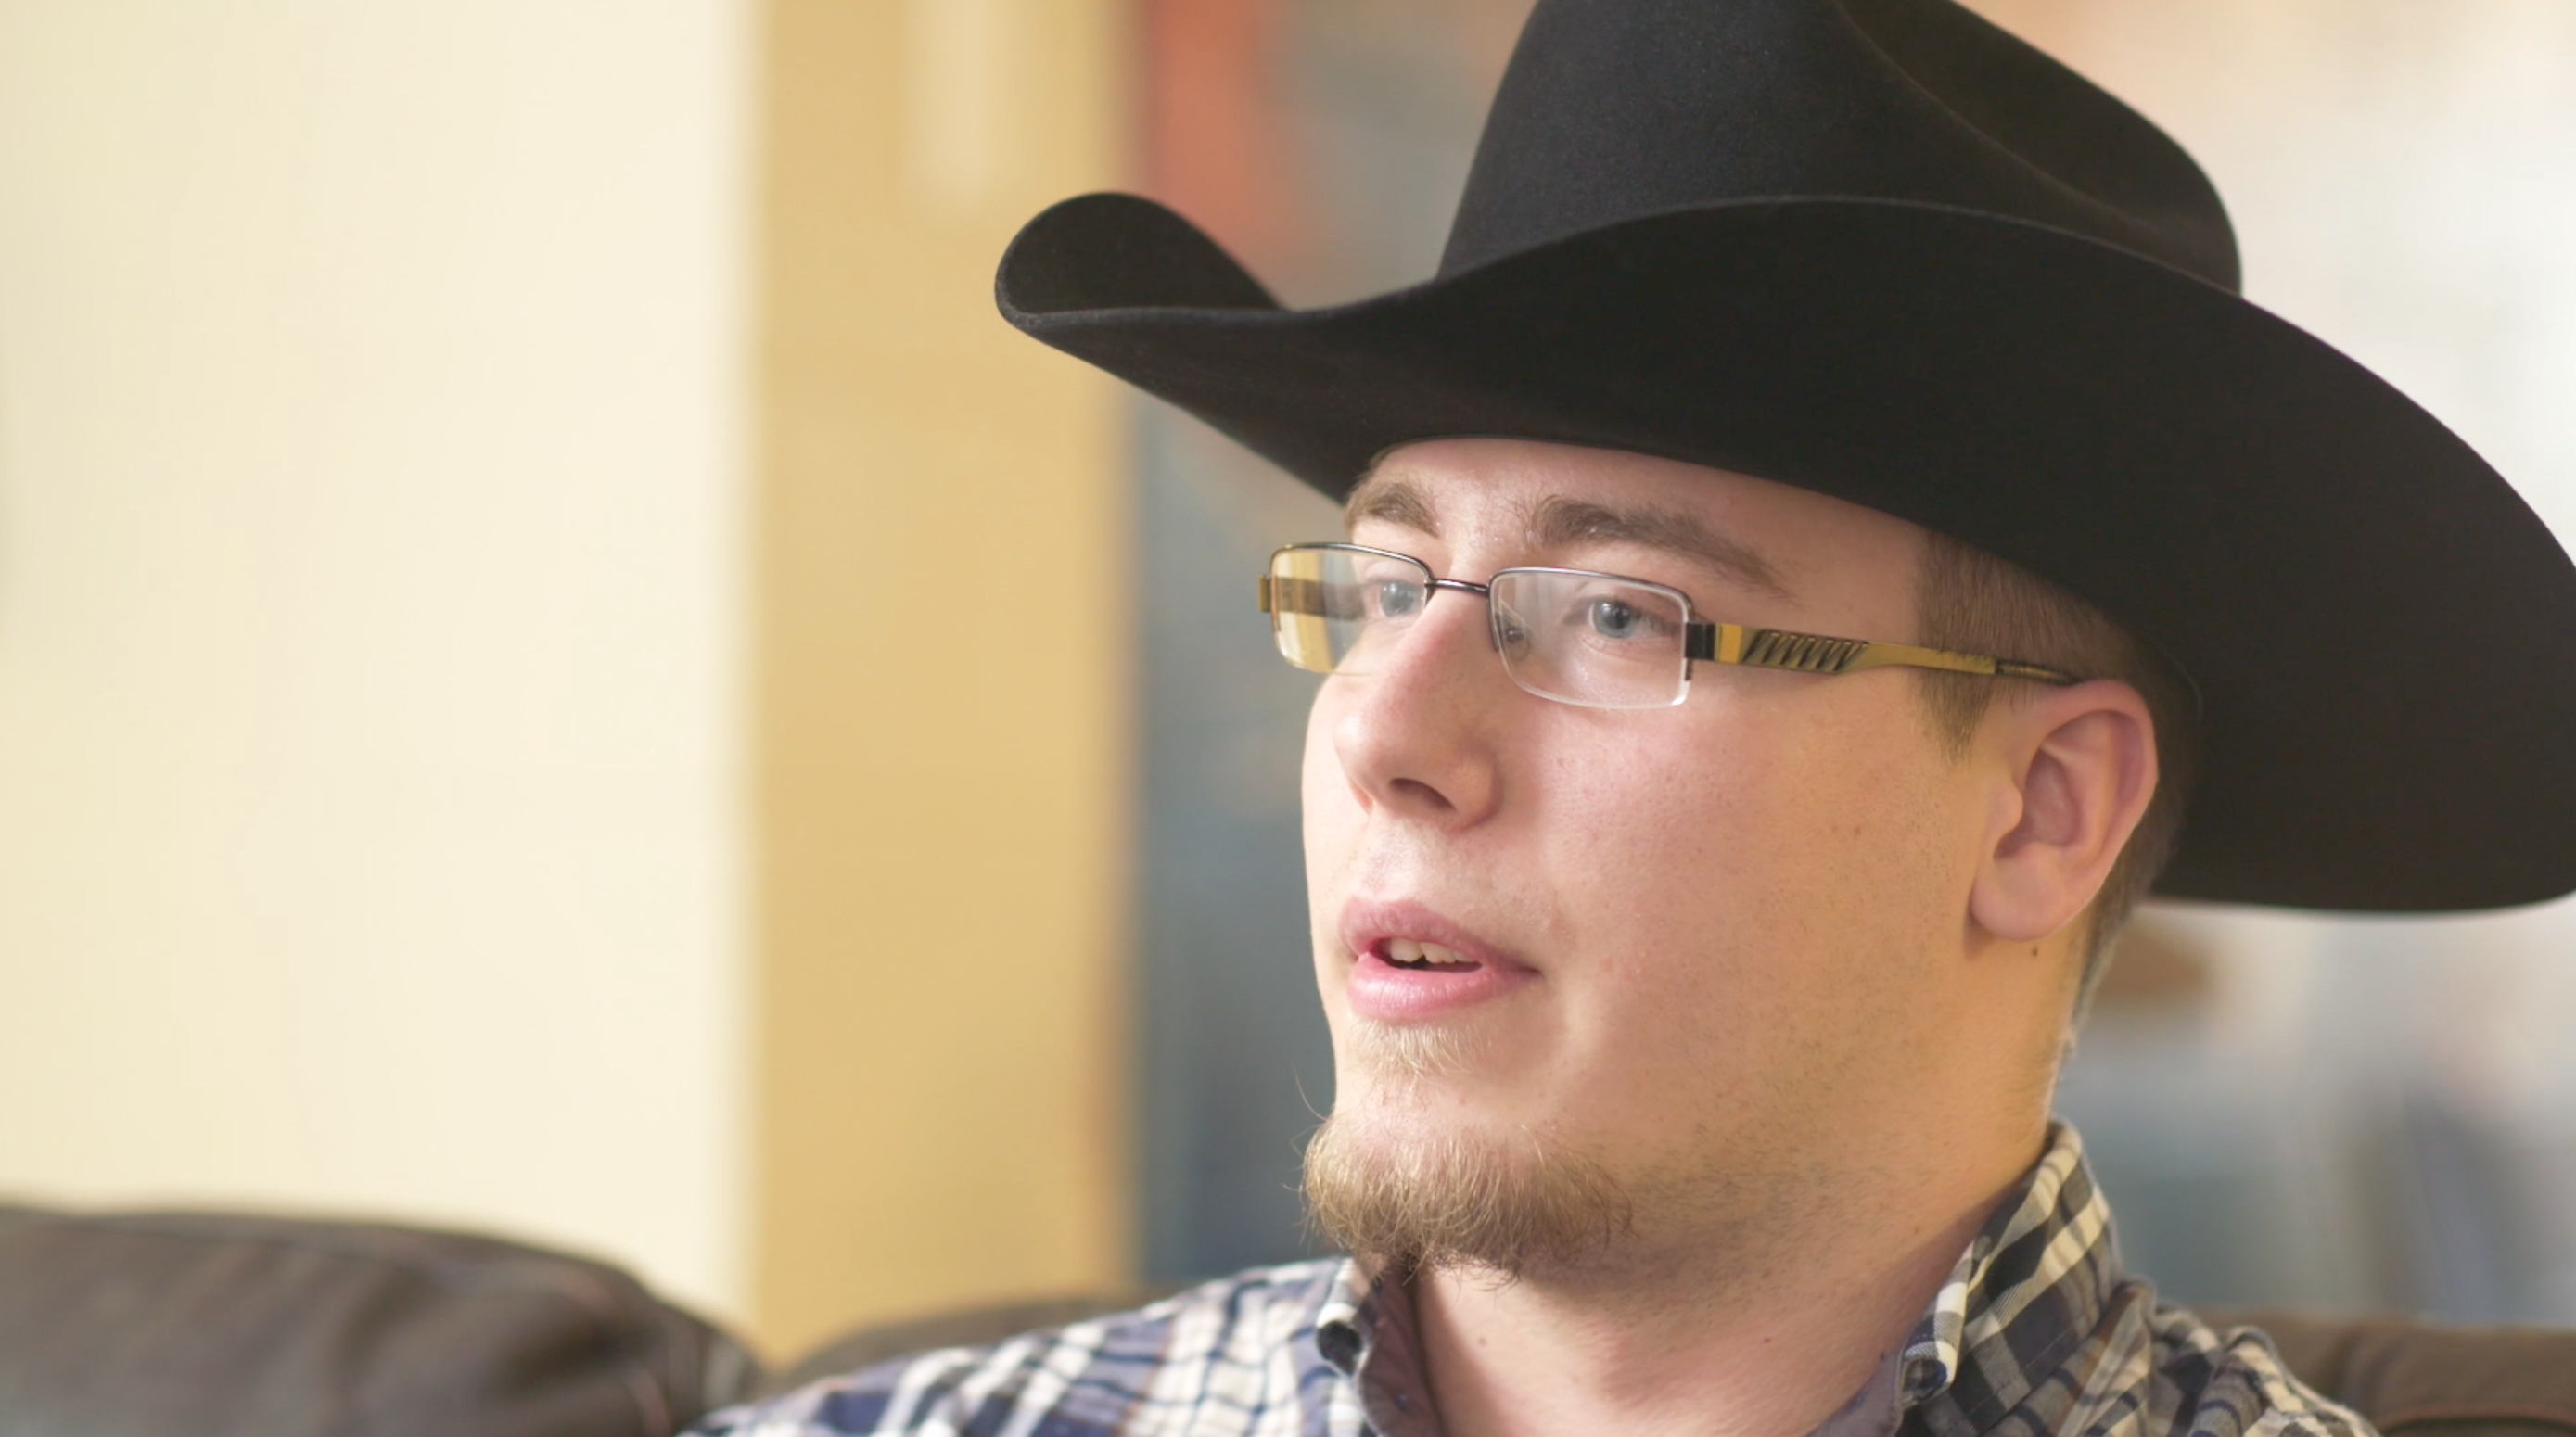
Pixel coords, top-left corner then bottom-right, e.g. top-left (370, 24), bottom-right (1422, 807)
top-left (1898, 1122), bottom-right (2123, 1422)
top-left (1309, 1122), bottom-right (2121, 1433)
top-left (1314, 1260), bottom-right (1369, 1376)
top-left (1316, 1257), bottom-right (1443, 1436)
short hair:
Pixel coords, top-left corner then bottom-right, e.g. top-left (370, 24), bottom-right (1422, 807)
top-left (1912, 531), bottom-right (2201, 1016)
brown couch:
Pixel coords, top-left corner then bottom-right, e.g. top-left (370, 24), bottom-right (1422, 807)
top-left (2, 1203), bottom-right (2570, 1436)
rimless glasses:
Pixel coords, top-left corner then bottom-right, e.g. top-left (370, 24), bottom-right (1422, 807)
top-left (1257, 542), bottom-right (2081, 710)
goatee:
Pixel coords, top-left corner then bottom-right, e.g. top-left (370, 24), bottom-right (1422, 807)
top-left (1300, 1107), bottom-right (1634, 1278)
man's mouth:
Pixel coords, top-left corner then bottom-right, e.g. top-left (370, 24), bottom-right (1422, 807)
top-left (1380, 938), bottom-right (1480, 973)
top-left (1337, 897), bottom-right (1536, 1024)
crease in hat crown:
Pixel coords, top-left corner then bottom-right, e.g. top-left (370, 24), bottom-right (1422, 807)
top-left (1438, 0), bottom-right (2239, 287)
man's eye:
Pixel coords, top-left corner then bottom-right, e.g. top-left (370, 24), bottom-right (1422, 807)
top-left (1374, 580), bottom-right (1425, 618)
top-left (1588, 598), bottom-right (1647, 639)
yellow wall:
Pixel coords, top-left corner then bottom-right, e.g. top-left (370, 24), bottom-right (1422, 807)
top-left (753, 0), bottom-right (1133, 1358)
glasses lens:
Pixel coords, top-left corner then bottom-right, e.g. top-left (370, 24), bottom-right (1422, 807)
top-left (1267, 546), bottom-right (1432, 674)
top-left (1490, 569), bottom-right (1691, 708)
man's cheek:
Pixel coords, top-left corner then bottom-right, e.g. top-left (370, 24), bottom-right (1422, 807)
top-left (1300, 708), bottom-right (1356, 846)
top-left (1301, 772), bottom-right (1369, 906)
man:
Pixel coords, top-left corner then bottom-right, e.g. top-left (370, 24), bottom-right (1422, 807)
top-left (697, 1), bottom-right (2576, 1434)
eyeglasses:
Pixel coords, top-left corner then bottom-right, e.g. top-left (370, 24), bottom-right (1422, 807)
top-left (1256, 542), bottom-right (2081, 710)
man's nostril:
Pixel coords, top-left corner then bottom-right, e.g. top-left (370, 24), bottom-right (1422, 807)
top-left (1388, 777), bottom-right (1455, 813)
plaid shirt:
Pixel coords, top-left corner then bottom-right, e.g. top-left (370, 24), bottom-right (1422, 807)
top-left (693, 1125), bottom-right (2372, 1437)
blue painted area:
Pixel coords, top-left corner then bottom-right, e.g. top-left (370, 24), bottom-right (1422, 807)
top-left (1132, 406), bottom-right (1342, 1280)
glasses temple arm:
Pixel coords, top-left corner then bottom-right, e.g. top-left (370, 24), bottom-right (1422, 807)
top-left (1685, 623), bottom-right (2079, 685)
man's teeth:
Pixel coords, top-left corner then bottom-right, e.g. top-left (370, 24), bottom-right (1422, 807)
top-left (1384, 938), bottom-right (1471, 970)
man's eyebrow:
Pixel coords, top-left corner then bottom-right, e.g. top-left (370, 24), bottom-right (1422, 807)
top-left (1344, 469), bottom-right (1438, 536)
top-left (1527, 494), bottom-right (1793, 600)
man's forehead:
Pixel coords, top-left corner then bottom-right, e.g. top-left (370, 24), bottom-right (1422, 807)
top-left (1345, 446), bottom-right (1797, 601)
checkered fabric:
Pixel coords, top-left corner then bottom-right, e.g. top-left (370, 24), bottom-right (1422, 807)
top-left (691, 1125), bottom-right (2373, 1437)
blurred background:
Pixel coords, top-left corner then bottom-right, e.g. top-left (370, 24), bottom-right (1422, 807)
top-left (0, 0), bottom-right (2569, 1362)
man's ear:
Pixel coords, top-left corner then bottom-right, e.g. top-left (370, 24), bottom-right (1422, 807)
top-left (1967, 680), bottom-right (2159, 945)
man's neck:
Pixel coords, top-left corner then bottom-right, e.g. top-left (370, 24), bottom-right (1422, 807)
top-left (1407, 1138), bottom-right (2039, 1437)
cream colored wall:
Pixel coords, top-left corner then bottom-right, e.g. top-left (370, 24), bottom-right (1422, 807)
top-left (0, 4), bottom-right (753, 1324)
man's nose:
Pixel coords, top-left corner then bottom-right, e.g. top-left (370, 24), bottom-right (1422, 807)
top-left (1328, 585), bottom-right (1508, 825)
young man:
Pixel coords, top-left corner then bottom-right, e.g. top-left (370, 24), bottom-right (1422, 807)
top-left (696, 1), bottom-right (2576, 1433)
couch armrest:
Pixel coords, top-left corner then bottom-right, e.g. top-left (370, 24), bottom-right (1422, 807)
top-left (2205, 1309), bottom-right (2576, 1437)
top-left (0, 1203), bottom-right (763, 1437)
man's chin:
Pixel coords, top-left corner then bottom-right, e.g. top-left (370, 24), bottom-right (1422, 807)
top-left (1300, 1100), bottom-right (1633, 1278)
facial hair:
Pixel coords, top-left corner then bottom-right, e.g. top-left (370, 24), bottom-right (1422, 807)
top-left (1301, 1021), bottom-right (1635, 1278)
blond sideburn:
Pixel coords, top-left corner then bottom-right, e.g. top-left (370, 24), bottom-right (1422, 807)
top-left (1912, 532), bottom-right (2202, 1014)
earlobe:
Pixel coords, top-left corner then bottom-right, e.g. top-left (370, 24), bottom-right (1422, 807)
top-left (1968, 682), bottom-right (2158, 944)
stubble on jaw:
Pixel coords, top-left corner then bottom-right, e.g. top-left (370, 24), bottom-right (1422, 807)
top-left (1301, 1019), bottom-right (1636, 1278)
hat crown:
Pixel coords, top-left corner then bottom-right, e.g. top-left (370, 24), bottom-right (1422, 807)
top-left (1441, 0), bottom-right (2239, 289)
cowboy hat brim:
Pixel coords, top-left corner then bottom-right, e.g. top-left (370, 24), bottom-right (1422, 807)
top-left (999, 191), bottom-right (2576, 912)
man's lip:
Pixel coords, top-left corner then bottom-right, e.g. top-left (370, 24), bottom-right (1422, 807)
top-left (1336, 897), bottom-right (1534, 976)
top-left (1338, 897), bottom-right (1537, 1025)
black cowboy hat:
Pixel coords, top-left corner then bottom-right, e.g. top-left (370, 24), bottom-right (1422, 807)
top-left (994, 0), bottom-right (2576, 912)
